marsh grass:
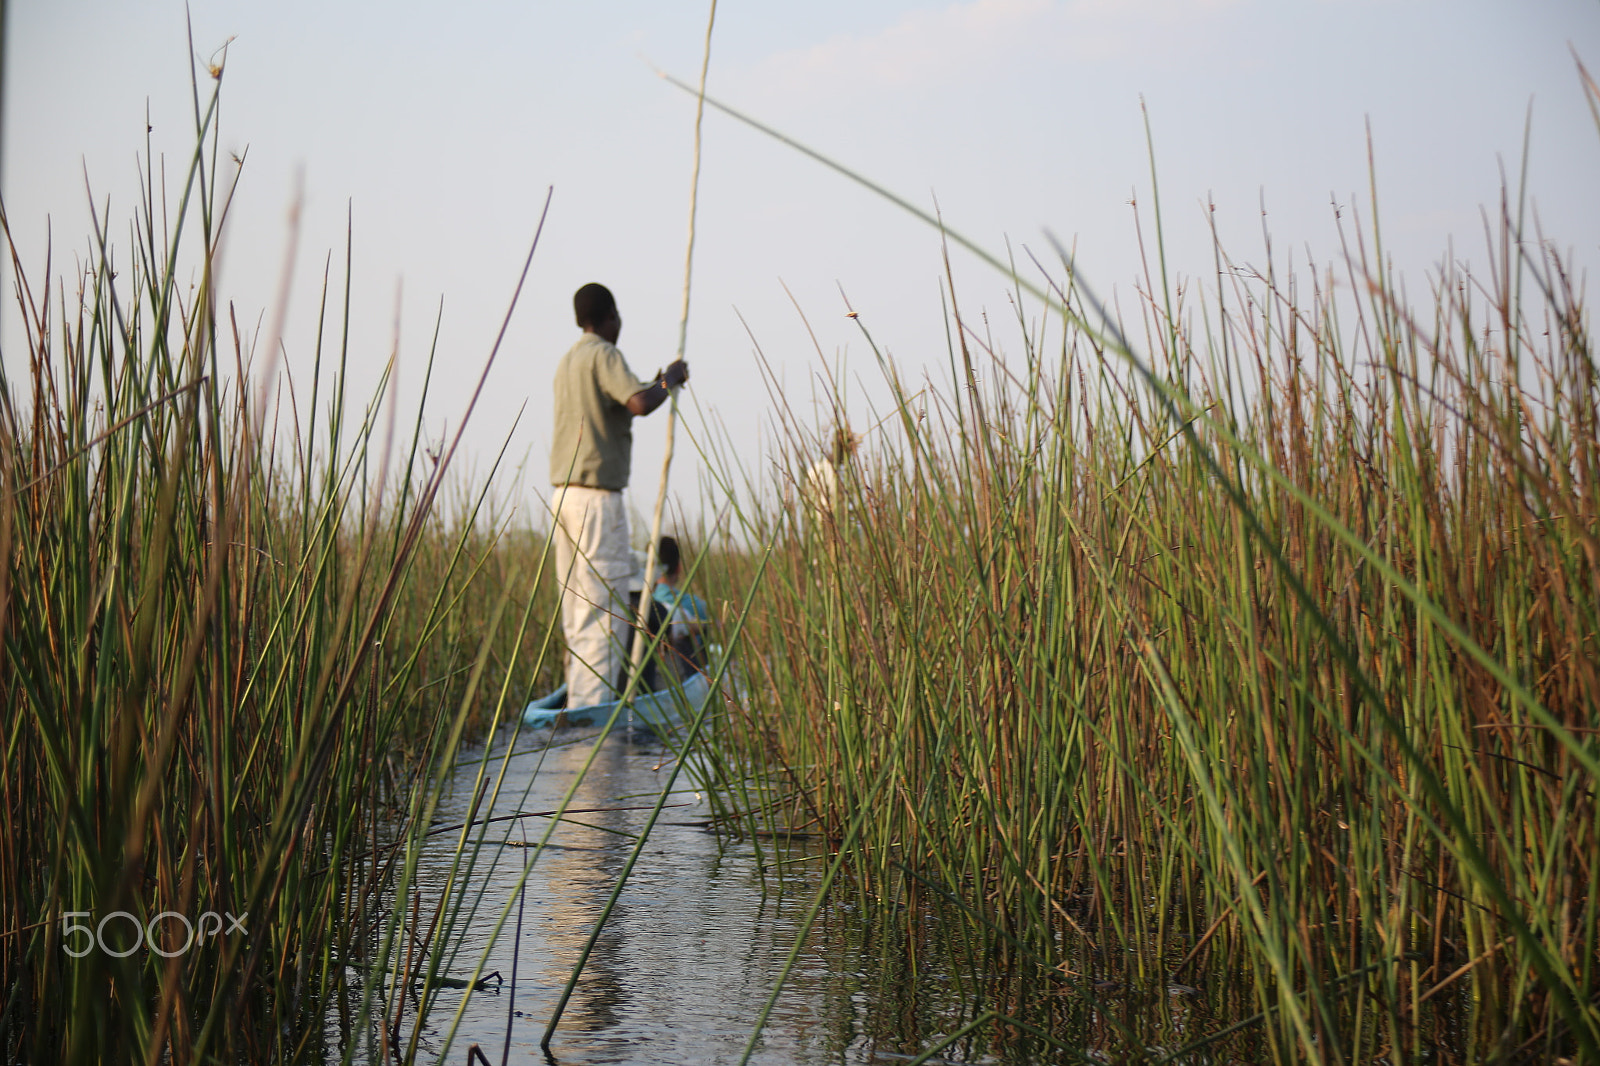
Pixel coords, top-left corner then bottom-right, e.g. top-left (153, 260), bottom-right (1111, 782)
top-left (10, 39), bottom-right (1594, 1063)
top-left (0, 64), bottom-right (565, 1063)
top-left (705, 167), bottom-right (1599, 1062)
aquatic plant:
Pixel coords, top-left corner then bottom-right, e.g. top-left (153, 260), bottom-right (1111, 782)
top-left (701, 92), bottom-right (1600, 1063)
top-left (0, 57), bottom-right (558, 1063)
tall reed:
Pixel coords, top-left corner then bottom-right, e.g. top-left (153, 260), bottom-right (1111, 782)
top-left (0, 62), bottom-right (551, 1063)
top-left (709, 187), bottom-right (1599, 1062)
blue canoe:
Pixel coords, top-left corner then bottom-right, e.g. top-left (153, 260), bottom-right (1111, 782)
top-left (522, 670), bottom-right (715, 732)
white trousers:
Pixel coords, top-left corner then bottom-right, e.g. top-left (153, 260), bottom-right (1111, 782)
top-left (551, 485), bottom-right (640, 709)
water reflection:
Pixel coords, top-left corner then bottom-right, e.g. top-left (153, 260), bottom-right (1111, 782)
top-left (388, 725), bottom-right (977, 1065)
top-left (342, 719), bottom-right (1462, 1066)
top-left (344, 724), bottom-right (1267, 1066)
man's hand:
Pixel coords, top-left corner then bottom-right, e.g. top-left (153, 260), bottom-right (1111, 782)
top-left (627, 359), bottom-right (690, 417)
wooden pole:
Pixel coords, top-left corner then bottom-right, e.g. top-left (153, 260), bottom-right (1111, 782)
top-left (630, 0), bottom-right (717, 681)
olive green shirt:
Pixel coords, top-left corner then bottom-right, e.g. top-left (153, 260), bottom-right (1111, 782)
top-left (550, 332), bottom-right (649, 490)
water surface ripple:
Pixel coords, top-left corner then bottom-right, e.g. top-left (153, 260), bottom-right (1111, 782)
top-left (387, 726), bottom-right (971, 1066)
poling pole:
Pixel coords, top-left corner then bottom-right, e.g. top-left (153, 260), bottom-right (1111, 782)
top-left (629, 0), bottom-right (716, 680)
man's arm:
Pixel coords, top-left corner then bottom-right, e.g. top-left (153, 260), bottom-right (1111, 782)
top-left (625, 359), bottom-right (689, 417)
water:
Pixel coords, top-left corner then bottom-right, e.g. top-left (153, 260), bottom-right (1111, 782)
top-left (330, 710), bottom-right (1484, 1066)
top-left (375, 724), bottom-right (990, 1066)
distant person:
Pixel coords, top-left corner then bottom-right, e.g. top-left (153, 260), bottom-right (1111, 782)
top-left (550, 282), bottom-right (688, 709)
top-left (800, 425), bottom-right (858, 526)
top-left (652, 535), bottom-right (712, 677)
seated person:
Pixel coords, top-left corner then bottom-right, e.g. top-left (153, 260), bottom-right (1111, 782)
top-left (616, 586), bottom-right (670, 696)
top-left (651, 536), bottom-right (711, 678)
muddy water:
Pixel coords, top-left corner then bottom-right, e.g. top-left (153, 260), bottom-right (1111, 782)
top-left (387, 725), bottom-right (987, 1065)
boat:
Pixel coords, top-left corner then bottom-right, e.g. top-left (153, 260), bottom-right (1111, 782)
top-left (522, 669), bottom-right (715, 732)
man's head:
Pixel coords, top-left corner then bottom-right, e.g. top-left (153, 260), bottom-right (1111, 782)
top-left (574, 283), bottom-right (621, 343)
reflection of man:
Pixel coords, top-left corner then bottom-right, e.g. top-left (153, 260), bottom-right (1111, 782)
top-left (550, 283), bottom-right (688, 709)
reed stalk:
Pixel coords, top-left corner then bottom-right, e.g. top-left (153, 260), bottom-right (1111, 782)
top-left (0, 60), bottom-right (559, 1063)
top-left (694, 83), bottom-right (1600, 1062)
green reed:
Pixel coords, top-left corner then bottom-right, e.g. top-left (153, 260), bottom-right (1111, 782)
top-left (704, 166), bottom-right (1599, 1061)
top-left (0, 62), bottom-right (559, 1063)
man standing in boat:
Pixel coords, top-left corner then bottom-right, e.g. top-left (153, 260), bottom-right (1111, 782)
top-left (550, 282), bottom-right (688, 709)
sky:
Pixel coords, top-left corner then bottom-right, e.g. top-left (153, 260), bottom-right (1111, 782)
top-left (6, 1), bottom-right (1600, 537)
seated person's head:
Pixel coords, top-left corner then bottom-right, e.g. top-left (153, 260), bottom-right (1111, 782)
top-left (657, 536), bottom-right (682, 581)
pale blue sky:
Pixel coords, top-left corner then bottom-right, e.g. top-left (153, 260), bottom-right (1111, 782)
top-left (7, 1), bottom-right (1599, 529)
